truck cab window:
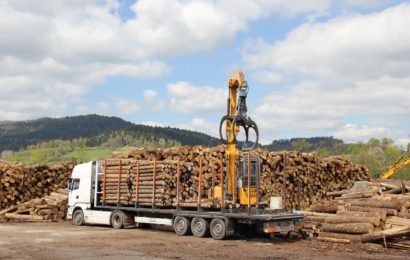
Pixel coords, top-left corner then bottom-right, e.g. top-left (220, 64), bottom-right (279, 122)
top-left (69, 179), bottom-right (80, 190)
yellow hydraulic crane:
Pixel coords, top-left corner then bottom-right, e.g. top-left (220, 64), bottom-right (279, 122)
top-left (218, 71), bottom-right (259, 206)
top-left (380, 148), bottom-right (410, 179)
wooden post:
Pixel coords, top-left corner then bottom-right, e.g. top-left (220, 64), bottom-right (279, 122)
top-left (220, 159), bottom-right (225, 209)
top-left (117, 160), bottom-right (122, 207)
top-left (103, 159), bottom-right (107, 205)
top-left (152, 160), bottom-right (157, 209)
top-left (198, 159), bottom-right (203, 207)
top-left (135, 160), bottom-right (140, 207)
top-left (247, 153), bottom-right (251, 209)
top-left (256, 156), bottom-right (260, 208)
top-left (211, 161), bottom-right (215, 201)
top-left (176, 160), bottom-right (181, 207)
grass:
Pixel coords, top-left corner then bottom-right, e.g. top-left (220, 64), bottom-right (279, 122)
top-left (2, 147), bottom-right (113, 164)
top-left (61, 148), bottom-right (113, 162)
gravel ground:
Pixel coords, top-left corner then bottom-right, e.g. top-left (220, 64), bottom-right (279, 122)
top-left (0, 222), bottom-right (409, 260)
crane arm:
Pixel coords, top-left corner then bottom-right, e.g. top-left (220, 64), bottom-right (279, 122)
top-left (380, 152), bottom-right (410, 179)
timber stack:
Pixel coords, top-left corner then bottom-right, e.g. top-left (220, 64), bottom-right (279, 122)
top-left (101, 158), bottom-right (223, 208)
top-left (110, 145), bottom-right (369, 210)
top-left (302, 181), bottom-right (410, 249)
top-left (0, 188), bottom-right (68, 222)
top-left (0, 161), bottom-right (74, 210)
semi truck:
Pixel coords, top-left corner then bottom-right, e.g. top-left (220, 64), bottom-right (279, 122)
top-left (66, 71), bottom-right (305, 240)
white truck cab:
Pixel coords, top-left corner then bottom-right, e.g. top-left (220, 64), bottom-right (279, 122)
top-left (67, 161), bottom-right (111, 225)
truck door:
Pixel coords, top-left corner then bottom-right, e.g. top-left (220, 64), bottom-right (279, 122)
top-left (68, 178), bottom-right (81, 207)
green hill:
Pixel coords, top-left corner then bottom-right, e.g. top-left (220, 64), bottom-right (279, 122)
top-left (0, 115), bottom-right (220, 153)
top-left (0, 115), bottom-right (221, 163)
top-left (263, 137), bottom-right (349, 156)
top-left (0, 115), bottom-right (135, 152)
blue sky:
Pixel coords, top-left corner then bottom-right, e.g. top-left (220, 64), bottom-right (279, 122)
top-left (0, 0), bottom-right (409, 146)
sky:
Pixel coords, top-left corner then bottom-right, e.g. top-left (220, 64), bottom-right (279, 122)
top-left (0, 0), bottom-right (409, 146)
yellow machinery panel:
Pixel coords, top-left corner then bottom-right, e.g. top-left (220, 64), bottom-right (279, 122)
top-left (239, 188), bottom-right (257, 205)
top-left (213, 186), bottom-right (223, 200)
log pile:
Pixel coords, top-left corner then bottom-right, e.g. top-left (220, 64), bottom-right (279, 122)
top-left (0, 189), bottom-right (68, 222)
top-left (303, 181), bottom-right (410, 247)
top-left (0, 161), bottom-right (74, 210)
top-left (101, 159), bottom-right (223, 208)
top-left (259, 152), bottom-right (369, 209)
top-left (110, 145), bottom-right (369, 210)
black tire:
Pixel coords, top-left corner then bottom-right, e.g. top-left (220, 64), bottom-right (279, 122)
top-left (111, 211), bottom-right (125, 229)
top-left (72, 209), bottom-right (84, 226)
top-left (191, 218), bottom-right (210, 238)
top-left (210, 219), bottom-right (227, 240)
top-left (174, 216), bottom-right (191, 236)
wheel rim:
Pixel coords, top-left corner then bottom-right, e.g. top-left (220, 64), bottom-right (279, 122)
top-left (194, 221), bottom-right (203, 233)
top-left (176, 219), bottom-right (185, 232)
top-left (113, 215), bottom-right (121, 226)
top-left (213, 222), bottom-right (223, 236)
top-left (74, 212), bottom-right (82, 224)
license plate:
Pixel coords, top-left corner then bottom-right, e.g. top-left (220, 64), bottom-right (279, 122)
top-left (264, 222), bottom-right (294, 233)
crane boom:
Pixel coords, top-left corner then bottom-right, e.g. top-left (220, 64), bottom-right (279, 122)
top-left (380, 150), bottom-right (410, 179)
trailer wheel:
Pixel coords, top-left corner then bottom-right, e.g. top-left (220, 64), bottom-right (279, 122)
top-left (210, 219), bottom-right (227, 240)
top-left (174, 216), bottom-right (191, 236)
top-left (111, 211), bottom-right (125, 229)
top-left (72, 209), bottom-right (84, 226)
top-left (191, 218), bottom-right (210, 238)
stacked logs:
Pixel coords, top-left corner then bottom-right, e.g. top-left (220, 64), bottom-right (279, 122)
top-left (0, 161), bottom-right (74, 210)
top-left (0, 189), bottom-right (68, 222)
top-left (101, 159), bottom-right (223, 208)
top-left (303, 182), bottom-right (410, 246)
top-left (110, 145), bottom-right (369, 210)
top-left (258, 151), bottom-right (369, 209)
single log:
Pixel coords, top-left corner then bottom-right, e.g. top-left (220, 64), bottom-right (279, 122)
top-left (361, 227), bottom-right (410, 243)
top-left (347, 206), bottom-right (397, 216)
top-left (318, 232), bottom-right (362, 243)
top-left (349, 201), bottom-right (402, 210)
top-left (321, 223), bottom-right (374, 234)
top-left (325, 216), bottom-right (381, 227)
top-left (5, 213), bottom-right (44, 221)
top-left (398, 212), bottom-right (410, 219)
top-left (327, 190), bottom-right (352, 197)
top-left (317, 237), bottom-right (351, 244)
top-left (386, 242), bottom-right (410, 250)
top-left (386, 216), bottom-right (410, 227)
top-left (336, 211), bottom-right (387, 222)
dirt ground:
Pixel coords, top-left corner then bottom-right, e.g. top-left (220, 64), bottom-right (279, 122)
top-left (0, 222), bottom-right (409, 260)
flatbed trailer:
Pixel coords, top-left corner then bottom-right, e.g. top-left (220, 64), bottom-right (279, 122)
top-left (67, 160), bottom-right (304, 240)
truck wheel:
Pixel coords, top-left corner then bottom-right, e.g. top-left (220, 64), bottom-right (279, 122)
top-left (174, 216), bottom-right (191, 236)
top-left (111, 211), bottom-right (125, 229)
top-left (72, 209), bottom-right (84, 226)
top-left (210, 219), bottom-right (227, 240)
top-left (191, 218), bottom-right (210, 238)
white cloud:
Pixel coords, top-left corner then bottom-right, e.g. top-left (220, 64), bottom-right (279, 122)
top-left (178, 118), bottom-right (219, 137)
top-left (0, 0), bottom-right (333, 120)
top-left (114, 98), bottom-right (140, 115)
top-left (243, 3), bottom-right (410, 143)
top-left (140, 121), bottom-right (166, 127)
top-left (143, 89), bottom-right (166, 112)
top-left (333, 124), bottom-right (391, 143)
top-left (168, 81), bottom-right (226, 114)
top-left (253, 70), bottom-right (283, 85)
top-left (244, 4), bottom-right (410, 82)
